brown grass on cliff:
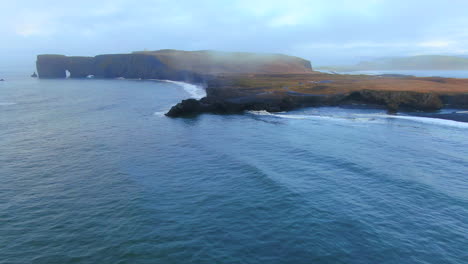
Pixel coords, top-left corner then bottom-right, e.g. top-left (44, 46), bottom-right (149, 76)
top-left (134, 50), bottom-right (313, 74)
top-left (210, 73), bottom-right (468, 96)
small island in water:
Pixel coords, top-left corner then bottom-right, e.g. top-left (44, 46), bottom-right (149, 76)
top-left (36, 50), bottom-right (468, 117)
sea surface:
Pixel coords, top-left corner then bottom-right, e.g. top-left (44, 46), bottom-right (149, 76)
top-left (1, 70), bottom-right (467, 264)
top-left (338, 69), bottom-right (468, 78)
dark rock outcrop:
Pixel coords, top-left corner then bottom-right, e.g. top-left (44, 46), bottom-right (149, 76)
top-left (36, 55), bottom-right (68, 78)
top-left (67, 56), bottom-right (95, 78)
top-left (166, 95), bottom-right (304, 117)
top-left (166, 74), bottom-right (449, 117)
top-left (439, 94), bottom-right (468, 109)
top-left (345, 90), bottom-right (443, 113)
top-left (31, 72), bottom-right (38, 78)
top-left (165, 89), bottom-right (444, 117)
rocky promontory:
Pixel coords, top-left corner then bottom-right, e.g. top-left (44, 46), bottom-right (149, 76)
top-left (166, 73), bottom-right (468, 117)
top-left (36, 50), bottom-right (468, 116)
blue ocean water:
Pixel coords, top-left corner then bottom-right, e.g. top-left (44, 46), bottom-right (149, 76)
top-left (1, 72), bottom-right (467, 264)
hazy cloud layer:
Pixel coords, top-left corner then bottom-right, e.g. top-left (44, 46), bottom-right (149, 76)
top-left (3, 0), bottom-right (468, 67)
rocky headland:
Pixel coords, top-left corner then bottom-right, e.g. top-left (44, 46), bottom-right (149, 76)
top-left (36, 50), bottom-right (468, 117)
top-left (166, 73), bottom-right (468, 116)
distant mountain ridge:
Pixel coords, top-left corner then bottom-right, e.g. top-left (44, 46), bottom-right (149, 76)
top-left (319, 55), bottom-right (468, 71)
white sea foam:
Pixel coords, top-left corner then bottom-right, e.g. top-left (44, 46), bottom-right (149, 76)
top-left (0, 102), bottom-right (16, 106)
top-left (357, 114), bottom-right (468, 128)
top-left (163, 80), bottom-right (206, 99)
top-left (114, 78), bottom-right (206, 99)
top-left (153, 111), bottom-right (167, 117)
top-left (248, 110), bottom-right (468, 128)
top-left (456, 111), bottom-right (468, 114)
top-left (247, 110), bottom-right (342, 121)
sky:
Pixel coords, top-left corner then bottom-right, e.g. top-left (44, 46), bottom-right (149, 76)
top-left (2, 0), bottom-right (468, 68)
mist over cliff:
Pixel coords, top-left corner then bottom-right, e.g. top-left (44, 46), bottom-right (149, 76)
top-left (36, 50), bottom-right (313, 80)
top-left (4, 1), bottom-right (468, 69)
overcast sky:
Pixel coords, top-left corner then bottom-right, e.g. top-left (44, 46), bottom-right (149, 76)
top-left (3, 0), bottom-right (468, 67)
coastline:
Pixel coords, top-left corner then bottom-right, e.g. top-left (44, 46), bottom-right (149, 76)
top-left (165, 73), bottom-right (468, 118)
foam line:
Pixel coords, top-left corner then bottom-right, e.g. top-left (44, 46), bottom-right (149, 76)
top-left (0, 102), bottom-right (16, 106)
top-left (163, 80), bottom-right (206, 99)
top-left (357, 114), bottom-right (468, 128)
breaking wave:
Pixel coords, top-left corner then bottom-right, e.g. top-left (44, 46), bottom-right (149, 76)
top-left (247, 110), bottom-right (468, 128)
top-left (247, 110), bottom-right (377, 122)
top-left (115, 78), bottom-right (206, 99)
top-left (364, 114), bottom-right (468, 128)
top-left (153, 111), bottom-right (167, 117)
top-left (163, 80), bottom-right (206, 99)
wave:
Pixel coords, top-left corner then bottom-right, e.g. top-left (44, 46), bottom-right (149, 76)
top-left (356, 114), bottom-right (468, 128)
top-left (247, 110), bottom-right (376, 122)
top-left (0, 102), bottom-right (16, 106)
top-left (247, 110), bottom-right (309, 119)
top-left (114, 78), bottom-right (206, 99)
top-left (153, 111), bottom-right (167, 117)
top-left (456, 111), bottom-right (468, 114)
top-left (163, 80), bottom-right (206, 99)
top-left (248, 110), bottom-right (468, 128)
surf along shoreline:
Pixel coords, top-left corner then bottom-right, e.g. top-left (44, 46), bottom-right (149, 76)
top-left (165, 73), bottom-right (468, 118)
top-left (33, 51), bottom-right (468, 119)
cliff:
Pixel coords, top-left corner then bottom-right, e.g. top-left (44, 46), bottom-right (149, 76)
top-left (166, 73), bottom-right (468, 117)
top-left (35, 50), bottom-right (468, 116)
top-left (36, 55), bottom-right (68, 78)
top-left (36, 50), bottom-right (313, 81)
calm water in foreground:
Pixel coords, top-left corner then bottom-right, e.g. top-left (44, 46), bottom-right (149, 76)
top-left (1, 71), bottom-right (467, 263)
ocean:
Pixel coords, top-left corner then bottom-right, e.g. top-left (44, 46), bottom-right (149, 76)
top-left (1, 70), bottom-right (467, 263)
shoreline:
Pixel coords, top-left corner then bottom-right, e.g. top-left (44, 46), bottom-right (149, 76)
top-left (165, 73), bottom-right (468, 118)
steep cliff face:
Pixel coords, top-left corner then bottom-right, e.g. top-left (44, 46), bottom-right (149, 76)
top-left (36, 55), bottom-right (68, 78)
top-left (346, 90), bottom-right (443, 112)
top-left (67, 56), bottom-right (95, 78)
top-left (36, 50), bottom-right (313, 80)
top-left (165, 89), bottom-right (444, 117)
top-left (92, 54), bottom-right (205, 82)
top-left (440, 94), bottom-right (468, 108)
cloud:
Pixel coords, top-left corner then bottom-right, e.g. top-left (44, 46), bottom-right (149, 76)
top-left (2, 0), bottom-right (468, 66)
top-left (418, 41), bottom-right (453, 48)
